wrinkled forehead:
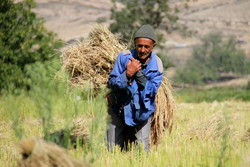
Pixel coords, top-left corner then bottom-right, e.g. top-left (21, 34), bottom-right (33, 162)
top-left (134, 37), bottom-right (155, 45)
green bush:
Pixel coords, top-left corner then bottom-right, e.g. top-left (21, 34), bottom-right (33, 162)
top-left (246, 80), bottom-right (250, 90)
top-left (157, 52), bottom-right (174, 70)
top-left (174, 32), bottom-right (250, 84)
top-left (176, 87), bottom-right (250, 102)
top-left (0, 0), bottom-right (63, 93)
top-left (24, 59), bottom-right (61, 89)
top-left (110, 0), bottom-right (178, 46)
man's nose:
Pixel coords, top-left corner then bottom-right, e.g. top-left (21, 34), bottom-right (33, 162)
top-left (141, 46), bottom-right (146, 52)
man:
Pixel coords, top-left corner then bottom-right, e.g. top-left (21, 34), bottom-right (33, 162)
top-left (107, 25), bottom-right (163, 151)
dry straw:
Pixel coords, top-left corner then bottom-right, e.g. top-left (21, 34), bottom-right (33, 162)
top-left (48, 115), bottom-right (89, 147)
top-left (61, 24), bottom-right (127, 91)
top-left (17, 138), bottom-right (89, 167)
top-left (72, 116), bottom-right (89, 140)
top-left (61, 24), bottom-right (175, 145)
top-left (241, 128), bottom-right (250, 142)
top-left (185, 111), bottom-right (229, 140)
top-left (150, 77), bottom-right (176, 145)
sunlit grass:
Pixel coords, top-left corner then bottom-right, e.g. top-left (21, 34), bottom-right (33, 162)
top-left (0, 89), bottom-right (249, 167)
top-left (176, 87), bottom-right (250, 103)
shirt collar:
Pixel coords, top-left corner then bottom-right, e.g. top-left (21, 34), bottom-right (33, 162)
top-left (131, 49), bottom-right (158, 71)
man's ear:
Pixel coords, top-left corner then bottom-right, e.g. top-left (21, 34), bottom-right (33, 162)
top-left (153, 42), bottom-right (156, 48)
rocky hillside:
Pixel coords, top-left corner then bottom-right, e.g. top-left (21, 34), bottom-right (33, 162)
top-left (34, 0), bottom-right (250, 54)
top-left (33, 0), bottom-right (250, 85)
top-left (34, 0), bottom-right (111, 41)
top-left (176, 0), bottom-right (250, 51)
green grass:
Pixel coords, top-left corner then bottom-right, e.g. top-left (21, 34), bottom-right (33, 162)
top-left (175, 87), bottom-right (250, 103)
top-left (0, 87), bottom-right (250, 167)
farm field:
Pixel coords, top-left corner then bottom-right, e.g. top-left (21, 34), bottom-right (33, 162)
top-left (0, 89), bottom-right (249, 167)
top-left (2, 0), bottom-right (250, 166)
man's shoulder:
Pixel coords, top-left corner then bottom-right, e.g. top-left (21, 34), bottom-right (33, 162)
top-left (155, 55), bottom-right (163, 73)
top-left (151, 54), bottom-right (164, 73)
top-left (122, 50), bottom-right (131, 56)
top-left (115, 50), bottom-right (131, 65)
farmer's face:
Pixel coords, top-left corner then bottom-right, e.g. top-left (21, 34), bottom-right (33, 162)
top-left (134, 38), bottom-right (156, 63)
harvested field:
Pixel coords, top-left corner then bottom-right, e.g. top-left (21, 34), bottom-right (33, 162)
top-left (1, 97), bottom-right (249, 166)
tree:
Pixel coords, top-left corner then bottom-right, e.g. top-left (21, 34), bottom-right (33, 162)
top-left (0, 0), bottom-right (62, 92)
top-left (174, 32), bottom-right (250, 84)
top-left (109, 0), bottom-right (184, 70)
top-left (109, 0), bottom-right (179, 45)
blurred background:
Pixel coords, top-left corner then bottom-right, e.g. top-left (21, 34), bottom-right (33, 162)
top-left (1, 1), bottom-right (250, 166)
top-left (1, 0), bottom-right (250, 101)
top-left (34, 0), bottom-right (250, 83)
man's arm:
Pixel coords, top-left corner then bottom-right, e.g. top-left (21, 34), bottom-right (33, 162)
top-left (126, 58), bottom-right (141, 78)
top-left (137, 57), bottom-right (163, 110)
top-left (109, 52), bottom-right (140, 91)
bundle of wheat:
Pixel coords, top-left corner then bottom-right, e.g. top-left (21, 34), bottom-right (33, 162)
top-left (71, 116), bottom-right (89, 141)
top-left (150, 77), bottom-right (176, 145)
top-left (185, 112), bottom-right (229, 140)
top-left (61, 24), bottom-right (127, 91)
top-left (241, 128), bottom-right (250, 142)
top-left (17, 138), bottom-right (89, 167)
top-left (61, 24), bottom-right (175, 146)
top-left (47, 116), bottom-right (89, 148)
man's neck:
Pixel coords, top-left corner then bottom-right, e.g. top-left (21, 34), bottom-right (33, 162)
top-left (133, 49), bottom-right (152, 65)
top-left (140, 57), bottom-right (150, 65)
top-left (139, 52), bottom-right (152, 65)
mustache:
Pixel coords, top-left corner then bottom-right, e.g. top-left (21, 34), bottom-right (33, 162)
top-left (138, 52), bottom-right (149, 56)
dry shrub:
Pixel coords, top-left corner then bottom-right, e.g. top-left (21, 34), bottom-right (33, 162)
top-left (61, 24), bottom-right (175, 146)
top-left (17, 138), bottom-right (90, 167)
top-left (150, 77), bottom-right (176, 145)
top-left (185, 111), bottom-right (229, 140)
top-left (241, 128), bottom-right (250, 142)
top-left (47, 116), bottom-right (89, 148)
top-left (72, 116), bottom-right (89, 139)
top-left (61, 24), bottom-right (127, 91)
top-left (241, 150), bottom-right (250, 167)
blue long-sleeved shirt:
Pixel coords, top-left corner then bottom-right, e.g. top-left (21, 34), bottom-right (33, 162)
top-left (108, 49), bottom-right (163, 126)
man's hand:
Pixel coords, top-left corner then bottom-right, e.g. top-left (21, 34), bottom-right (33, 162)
top-left (126, 58), bottom-right (141, 78)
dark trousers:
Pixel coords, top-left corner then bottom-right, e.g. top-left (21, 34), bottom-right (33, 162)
top-left (106, 109), bottom-right (151, 151)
